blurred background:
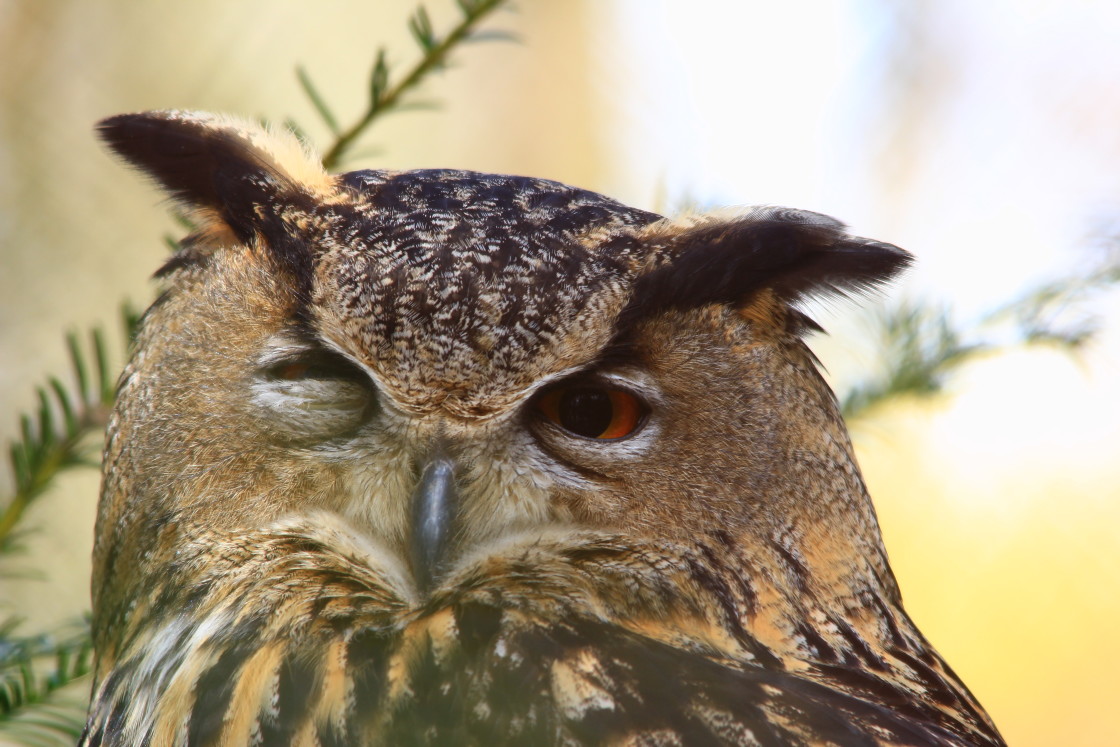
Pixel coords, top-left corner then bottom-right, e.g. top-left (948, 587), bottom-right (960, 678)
top-left (1, 1), bottom-right (1118, 744)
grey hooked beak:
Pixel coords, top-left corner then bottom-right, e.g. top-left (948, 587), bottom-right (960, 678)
top-left (409, 452), bottom-right (459, 593)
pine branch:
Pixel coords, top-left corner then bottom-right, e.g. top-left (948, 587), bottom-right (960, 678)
top-left (841, 249), bottom-right (1120, 421)
top-left (0, 306), bottom-right (140, 560)
top-left (979, 251), bottom-right (1120, 347)
top-left (0, 618), bottom-right (92, 744)
top-left (840, 301), bottom-right (986, 420)
top-left (313, 0), bottom-right (512, 170)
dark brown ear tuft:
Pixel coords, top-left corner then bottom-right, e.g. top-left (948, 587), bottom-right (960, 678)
top-left (619, 207), bottom-right (912, 329)
top-left (97, 111), bottom-right (303, 242)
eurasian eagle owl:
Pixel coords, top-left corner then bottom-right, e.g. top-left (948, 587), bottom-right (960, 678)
top-left (81, 110), bottom-right (1004, 746)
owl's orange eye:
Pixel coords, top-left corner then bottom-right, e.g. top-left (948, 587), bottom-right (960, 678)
top-left (535, 385), bottom-right (646, 440)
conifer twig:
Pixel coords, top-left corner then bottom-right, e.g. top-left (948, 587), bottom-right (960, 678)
top-left (0, 618), bottom-right (93, 743)
top-left (841, 249), bottom-right (1120, 421)
top-left (0, 308), bottom-right (137, 559)
top-left (315, 0), bottom-right (511, 170)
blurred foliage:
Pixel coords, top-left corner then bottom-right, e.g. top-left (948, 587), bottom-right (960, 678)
top-left (0, 619), bottom-right (92, 746)
top-left (0, 313), bottom-right (137, 564)
top-left (843, 252), bottom-right (1120, 421)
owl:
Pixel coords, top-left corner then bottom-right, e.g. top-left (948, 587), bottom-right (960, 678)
top-left (81, 110), bottom-right (1004, 746)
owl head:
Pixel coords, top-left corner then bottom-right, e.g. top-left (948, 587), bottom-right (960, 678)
top-left (82, 111), bottom-right (1011, 746)
top-left (94, 109), bottom-right (910, 652)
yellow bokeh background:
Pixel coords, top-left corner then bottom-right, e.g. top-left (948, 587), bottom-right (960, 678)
top-left (2, 2), bottom-right (1118, 744)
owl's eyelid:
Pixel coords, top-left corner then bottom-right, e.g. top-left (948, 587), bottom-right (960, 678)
top-left (255, 339), bottom-right (321, 369)
top-left (570, 368), bottom-right (665, 411)
top-left (255, 337), bottom-right (373, 384)
top-left (525, 367), bottom-right (658, 411)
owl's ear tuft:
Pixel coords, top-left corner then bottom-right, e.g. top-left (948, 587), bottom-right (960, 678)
top-left (97, 111), bottom-right (330, 242)
top-left (621, 207), bottom-right (912, 327)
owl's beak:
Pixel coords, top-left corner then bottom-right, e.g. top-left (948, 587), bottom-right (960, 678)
top-left (409, 452), bottom-right (459, 593)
